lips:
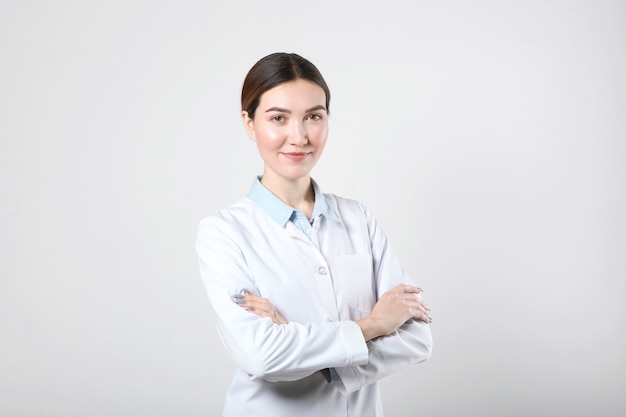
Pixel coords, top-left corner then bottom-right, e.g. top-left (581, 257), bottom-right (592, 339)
top-left (282, 152), bottom-right (310, 162)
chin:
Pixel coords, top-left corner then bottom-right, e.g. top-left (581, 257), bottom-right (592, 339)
top-left (280, 169), bottom-right (314, 181)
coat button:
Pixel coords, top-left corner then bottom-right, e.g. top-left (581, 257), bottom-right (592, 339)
top-left (317, 266), bottom-right (328, 275)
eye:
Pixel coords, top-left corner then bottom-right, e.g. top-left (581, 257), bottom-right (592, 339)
top-left (271, 115), bottom-right (285, 122)
top-left (307, 113), bottom-right (322, 121)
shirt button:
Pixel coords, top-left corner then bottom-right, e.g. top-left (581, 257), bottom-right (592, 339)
top-left (317, 266), bottom-right (328, 275)
top-left (305, 228), bottom-right (312, 234)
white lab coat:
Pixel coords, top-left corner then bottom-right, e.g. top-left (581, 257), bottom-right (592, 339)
top-left (196, 189), bottom-right (432, 417)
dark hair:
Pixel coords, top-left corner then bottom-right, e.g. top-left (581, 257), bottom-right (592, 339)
top-left (241, 52), bottom-right (331, 119)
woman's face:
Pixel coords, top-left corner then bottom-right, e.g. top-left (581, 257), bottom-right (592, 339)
top-left (242, 79), bottom-right (328, 184)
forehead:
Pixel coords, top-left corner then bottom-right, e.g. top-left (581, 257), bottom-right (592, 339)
top-left (258, 79), bottom-right (327, 109)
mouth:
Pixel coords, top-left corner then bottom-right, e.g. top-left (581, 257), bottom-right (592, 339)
top-left (282, 152), bottom-right (310, 162)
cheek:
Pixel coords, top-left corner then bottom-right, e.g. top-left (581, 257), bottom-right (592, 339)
top-left (255, 125), bottom-right (284, 148)
top-left (311, 125), bottom-right (329, 145)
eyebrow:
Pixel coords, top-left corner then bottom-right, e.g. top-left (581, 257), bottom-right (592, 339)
top-left (264, 105), bottom-right (327, 113)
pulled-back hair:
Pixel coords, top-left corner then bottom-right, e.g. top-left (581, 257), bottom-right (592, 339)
top-left (241, 53), bottom-right (330, 119)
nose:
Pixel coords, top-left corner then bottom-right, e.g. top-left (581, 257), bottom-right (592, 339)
top-left (289, 121), bottom-right (308, 146)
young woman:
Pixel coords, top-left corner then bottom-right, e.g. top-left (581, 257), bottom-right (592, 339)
top-left (196, 52), bottom-right (432, 416)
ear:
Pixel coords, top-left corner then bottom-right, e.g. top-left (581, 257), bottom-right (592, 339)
top-left (241, 111), bottom-right (256, 142)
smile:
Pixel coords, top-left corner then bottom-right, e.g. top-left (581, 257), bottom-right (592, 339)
top-left (282, 152), bottom-right (310, 162)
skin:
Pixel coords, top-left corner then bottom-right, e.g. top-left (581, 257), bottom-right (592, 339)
top-left (242, 79), bottom-right (328, 219)
top-left (237, 79), bottom-right (431, 341)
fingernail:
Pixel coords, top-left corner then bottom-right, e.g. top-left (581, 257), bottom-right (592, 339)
top-left (232, 294), bottom-right (246, 304)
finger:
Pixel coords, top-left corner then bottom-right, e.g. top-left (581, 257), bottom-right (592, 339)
top-left (232, 293), bottom-right (287, 324)
top-left (400, 293), bottom-right (425, 307)
top-left (247, 295), bottom-right (271, 309)
top-left (232, 294), bottom-right (264, 312)
top-left (416, 301), bottom-right (431, 319)
top-left (394, 284), bottom-right (422, 294)
top-left (239, 294), bottom-right (265, 309)
top-left (403, 296), bottom-right (431, 321)
top-left (245, 297), bottom-right (277, 317)
top-left (242, 298), bottom-right (269, 313)
top-left (418, 305), bottom-right (432, 323)
top-left (408, 308), bottom-right (430, 323)
top-left (243, 293), bottom-right (262, 302)
top-left (232, 294), bottom-right (246, 305)
top-left (391, 284), bottom-right (411, 293)
top-left (231, 290), bottom-right (259, 305)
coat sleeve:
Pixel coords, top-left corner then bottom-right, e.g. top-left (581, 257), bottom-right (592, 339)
top-left (196, 215), bottom-right (369, 382)
top-left (331, 204), bottom-right (433, 394)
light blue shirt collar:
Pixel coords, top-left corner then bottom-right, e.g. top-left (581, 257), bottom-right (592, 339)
top-left (247, 176), bottom-right (338, 227)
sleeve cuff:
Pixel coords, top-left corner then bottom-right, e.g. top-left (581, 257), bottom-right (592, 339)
top-left (329, 322), bottom-right (370, 394)
top-left (339, 321), bottom-right (369, 365)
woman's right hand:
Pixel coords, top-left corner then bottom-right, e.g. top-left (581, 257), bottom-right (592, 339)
top-left (232, 291), bottom-right (288, 325)
top-left (356, 284), bottom-right (431, 341)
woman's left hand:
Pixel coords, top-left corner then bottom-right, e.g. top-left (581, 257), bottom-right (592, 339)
top-left (232, 291), bottom-right (288, 325)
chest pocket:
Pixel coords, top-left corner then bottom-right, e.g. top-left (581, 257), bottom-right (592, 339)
top-left (335, 254), bottom-right (375, 313)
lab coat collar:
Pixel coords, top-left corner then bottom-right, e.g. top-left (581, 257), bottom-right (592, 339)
top-left (247, 176), bottom-right (339, 227)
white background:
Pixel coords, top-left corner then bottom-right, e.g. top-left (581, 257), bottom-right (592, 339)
top-left (1, 1), bottom-right (625, 416)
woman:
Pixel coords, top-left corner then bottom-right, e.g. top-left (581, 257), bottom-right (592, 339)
top-left (196, 52), bottom-right (432, 416)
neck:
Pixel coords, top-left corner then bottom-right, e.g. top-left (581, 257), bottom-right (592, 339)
top-left (261, 173), bottom-right (315, 217)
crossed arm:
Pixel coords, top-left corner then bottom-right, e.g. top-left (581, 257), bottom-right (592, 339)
top-left (234, 284), bottom-right (432, 341)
